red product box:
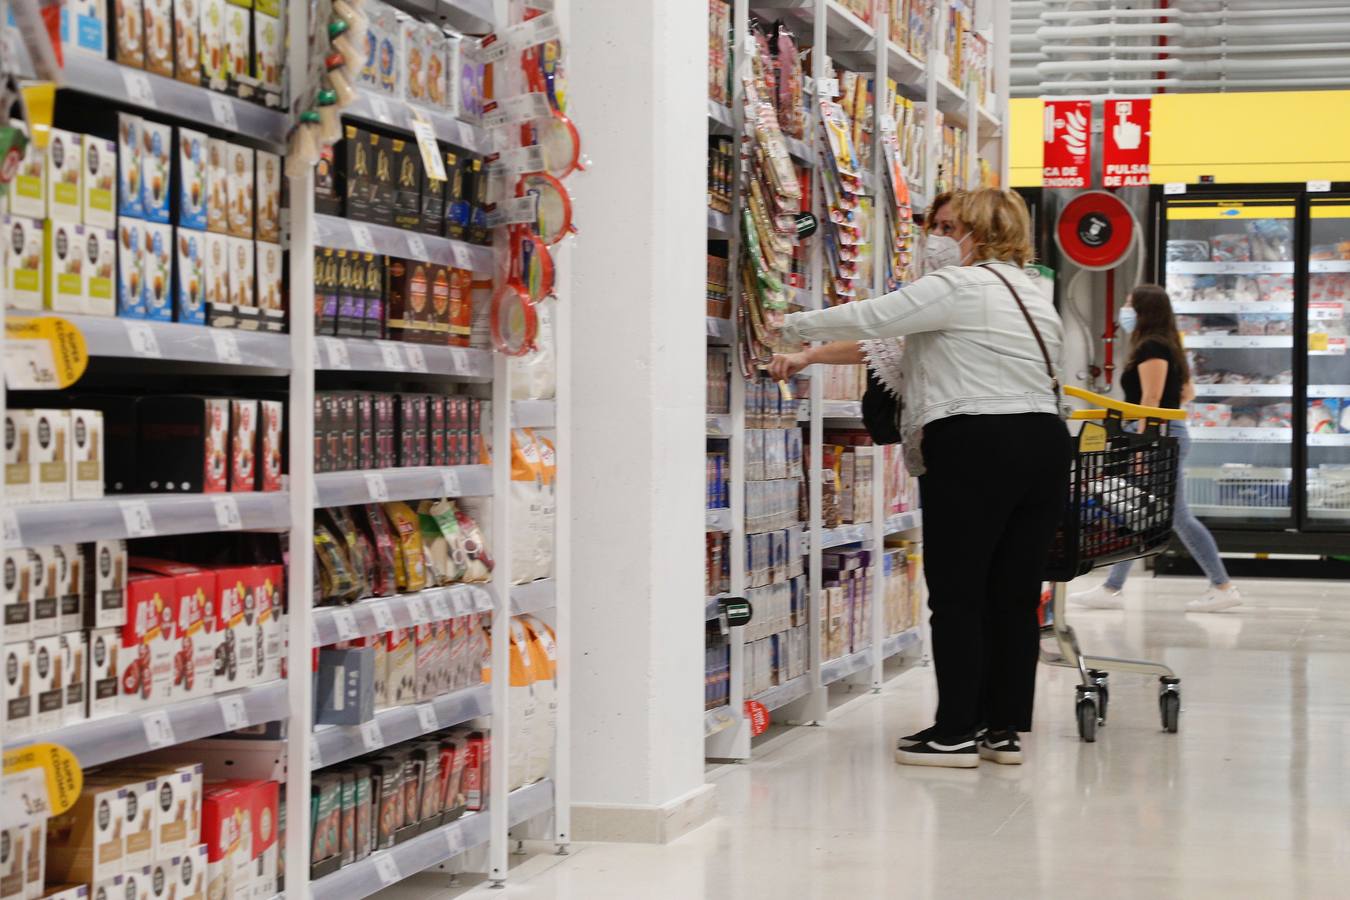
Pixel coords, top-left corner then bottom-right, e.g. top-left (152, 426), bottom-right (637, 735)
top-left (121, 573), bottom-right (179, 710)
top-left (202, 785), bottom-right (245, 900)
top-left (255, 564), bottom-right (284, 682)
top-left (258, 399), bottom-right (283, 491)
top-left (137, 396), bottom-right (230, 493)
top-left (414, 395), bottom-right (430, 465)
top-left (210, 566), bottom-right (264, 687)
top-left (337, 393), bottom-right (358, 471)
top-left (395, 395), bottom-right (423, 467)
top-left (131, 558), bottom-right (219, 701)
top-left (462, 731), bottom-right (489, 811)
top-left (373, 395), bottom-right (396, 469)
top-left (220, 779), bottom-right (278, 897)
top-left (428, 396), bottom-right (448, 467)
top-left (445, 398), bottom-right (464, 466)
top-left (230, 399), bottom-right (258, 492)
top-left (313, 395), bottom-right (330, 474)
top-left (322, 395), bottom-right (342, 473)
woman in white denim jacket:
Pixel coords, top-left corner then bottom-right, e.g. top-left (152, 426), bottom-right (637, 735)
top-left (771, 189), bottom-right (1072, 769)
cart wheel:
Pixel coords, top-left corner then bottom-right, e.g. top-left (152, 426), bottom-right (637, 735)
top-left (1089, 669), bottom-right (1110, 726)
top-left (1159, 677), bottom-right (1181, 734)
top-left (1076, 698), bottom-right (1098, 743)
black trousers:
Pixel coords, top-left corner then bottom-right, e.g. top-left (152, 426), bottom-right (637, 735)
top-left (919, 413), bottom-right (1071, 735)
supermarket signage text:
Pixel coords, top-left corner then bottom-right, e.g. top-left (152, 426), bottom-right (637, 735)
top-left (1043, 100), bottom-right (1091, 189)
top-left (1102, 98), bottom-right (1151, 188)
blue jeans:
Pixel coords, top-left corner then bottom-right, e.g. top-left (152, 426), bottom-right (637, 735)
top-left (1104, 421), bottom-right (1231, 590)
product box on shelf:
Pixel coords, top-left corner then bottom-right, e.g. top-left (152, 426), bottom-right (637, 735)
top-left (80, 136), bottom-right (116, 229)
top-left (117, 217), bottom-right (146, 318)
top-left (0, 824), bottom-right (22, 900)
top-left (45, 128), bottom-right (82, 224)
top-left (121, 573), bottom-right (178, 710)
top-left (362, 252), bottom-right (386, 338)
top-left (142, 221), bottom-right (174, 322)
top-left (255, 150), bottom-right (281, 242)
top-left (32, 634), bottom-right (63, 733)
top-left (341, 125), bottom-right (370, 221)
top-left (60, 0), bottom-right (107, 57)
top-left (228, 235), bottom-right (256, 324)
top-left (254, 0), bottom-right (285, 107)
top-left (6, 124), bottom-right (45, 220)
top-left (71, 408), bottom-right (104, 499)
top-left (203, 231), bottom-right (231, 324)
top-left (316, 646), bottom-right (375, 725)
top-left (82, 539), bottom-right (127, 630)
top-left (201, 0), bottom-right (228, 90)
top-left (205, 138), bottom-right (229, 234)
top-left (4, 410), bottom-right (33, 506)
top-left (372, 133), bottom-right (397, 226)
top-left (137, 396), bottom-right (230, 493)
top-left (85, 226), bottom-right (116, 316)
top-left (257, 563), bottom-right (283, 680)
top-left (43, 219), bottom-right (84, 313)
top-left (3, 215), bottom-right (43, 311)
top-left (159, 844), bottom-right (207, 900)
top-left (426, 26), bottom-right (448, 111)
top-left (421, 149), bottom-right (448, 235)
top-left (53, 542), bottom-right (84, 633)
top-left (87, 625), bottom-right (120, 718)
top-left (140, 120), bottom-right (173, 224)
top-left (45, 782), bottom-right (127, 883)
top-left (315, 144), bottom-right (343, 216)
top-left (224, 0), bottom-right (255, 99)
top-left (144, 0), bottom-right (175, 77)
top-left (228, 399), bottom-right (258, 491)
top-left (174, 0), bottom-right (202, 85)
top-left (178, 128), bottom-right (210, 231)
top-left (118, 114), bottom-right (144, 219)
top-left (400, 16), bottom-right (426, 104)
top-left (226, 144), bottom-right (254, 238)
top-left (2, 551), bottom-right (30, 643)
top-left (32, 409), bottom-right (71, 503)
top-left (386, 257), bottom-right (429, 342)
top-left (387, 626), bottom-right (416, 706)
top-left (2, 640), bottom-right (32, 740)
top-left (132, 559), bottom-right (219, 700)
top-left (310, 773), bottom-right (341, 874)
top-left (201, 786), bottom-right (240, 900)
top-left (259, 399), bottom-right (283, 492)
top-left (29, 546), bottom-right (58, 638)
top-left (256, 240), bottom-right (283, 329)
top-left (175, 227), bottom-right (207, 325)
top-left (391, 137), bottom-right (422, 230)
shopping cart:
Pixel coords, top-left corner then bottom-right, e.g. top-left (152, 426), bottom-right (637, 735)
top-left (1041, 386), bottom-right (1187, 743)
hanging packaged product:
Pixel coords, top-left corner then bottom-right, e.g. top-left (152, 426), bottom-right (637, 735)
top-left (508, 429), bottom-right (543, 584)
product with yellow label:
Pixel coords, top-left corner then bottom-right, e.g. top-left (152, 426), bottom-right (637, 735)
top-left (70, 409), bottom-right (104, 500)
top-left (45, 129), bottom-right (83, 224)
top-left (201, 0), bottom-right (228, 90)
top-left (84, 226), bottom-right (116, 316)
top-left (44, 220), bottom-right (86, 314)
top-left (31, 409), bottom-right (71, 503)
top-left (7, 123), bottom-right (45, 220)
top-left (4, 215), bottom-right (44, 310)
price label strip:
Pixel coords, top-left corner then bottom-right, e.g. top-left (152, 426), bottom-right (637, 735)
top-left (2, 511), bottom-right (21, 548)
top-left (210, 328), bottom-right (243, 364)
top-left (405, 232), bottom-right (430, 261)
top-left (441, 469), bottom-right (461, 496)
top-left (404, 345), bottom-right (428, 373)
top-left (485, 194), bottom-right (539, 228)
top-left (371, 603), bottom-right (396, 632)
top-left (349, 221), bottom-right (375, 250)
top-left (212, 496), bottom-right (243, 530)
top-left (359, 718), bottom-right (385, 751)
top-left (373, 854), bottom-right (401, 886)
top-left (121, 69), bottom-right (157, 109)
top-left (322, 337), bottom-right (352, 370)
top-left (124, 321), bottom-right (163, 358)
top-left (208, 94), bottom-right (239, 130)
top-left (363, 472), bottom-right (390, 502)
top-left (368, 95), bottom-right (394, 125)
top-left (141, 710), bottom-right (176, 749)
top-left (416, 704), bottom-right (438, 732)
top-left (445, 825), bottom-right (466, 857)
top-left (429, 594), bottom-right (451, 620)
top-left (406, 597), bottom-right (430, 624)
top-left (219, 695), bottom-right (248, 731)
top-left (333, 608), bottom-right (359, 641)
top-left (120, 500), bottom-right (157, 538)
top-left (481, 92), bottom-right (553, 129)
top-left (376, 340), bottom-right (407, 371)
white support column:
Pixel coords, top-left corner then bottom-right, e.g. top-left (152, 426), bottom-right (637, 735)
top-left (566, 0), bottom-right (715, 844)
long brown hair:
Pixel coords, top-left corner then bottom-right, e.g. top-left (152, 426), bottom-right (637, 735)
top-left (1128, 283), bottom-right (1191, 383)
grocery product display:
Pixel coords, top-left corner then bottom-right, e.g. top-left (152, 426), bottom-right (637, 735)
top-left (704, 0), bottom-right (1004, 758)
top-left (1, 0), bottom-right (573, 891)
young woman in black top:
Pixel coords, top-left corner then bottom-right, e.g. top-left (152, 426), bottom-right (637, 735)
top-left (1072, 284), bottom-right (1242, 612)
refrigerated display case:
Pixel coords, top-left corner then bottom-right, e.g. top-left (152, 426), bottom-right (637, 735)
top-left (1154, 188), bottom-right (1350, 551)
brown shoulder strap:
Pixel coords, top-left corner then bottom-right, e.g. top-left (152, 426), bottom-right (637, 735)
top-left (980, 263), bottom-right (1061, 397)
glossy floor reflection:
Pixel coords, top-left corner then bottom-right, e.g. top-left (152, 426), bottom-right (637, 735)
top-left (389, 575), bottom-right (1350, 900)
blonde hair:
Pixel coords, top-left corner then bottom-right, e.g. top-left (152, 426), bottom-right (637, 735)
top-left (949, 188), bottom-right (1035, 267)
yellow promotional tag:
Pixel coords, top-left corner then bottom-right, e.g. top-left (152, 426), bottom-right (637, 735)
top-left (18, 83), bottom-right (56, 151)
top-left (408, 111), bottom-right (447, 183)
top-left (1078, 421), bottom-right (1107, 453)
top-left (4, 315), bottom-right (89, 389)
top-left (1310, 332), bottom-right (1330, 352)
top-left (3, 742), bottom-right (83, 821)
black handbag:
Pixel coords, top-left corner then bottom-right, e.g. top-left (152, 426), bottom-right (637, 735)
top-left (861, 368), bottom-right (904, 445)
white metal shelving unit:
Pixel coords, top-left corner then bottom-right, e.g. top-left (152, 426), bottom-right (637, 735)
top-left (0, 0), bottom-right (568, 891)
top-left (705, 0), bottom-right (1008, 759)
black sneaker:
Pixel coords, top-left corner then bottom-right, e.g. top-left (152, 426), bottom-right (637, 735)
top-left (978, 728), bottom-right (1023, 765)
top-left (895, 732), bottom-right (979, 768)
top-left (896, 725), bottom-right (939, 749)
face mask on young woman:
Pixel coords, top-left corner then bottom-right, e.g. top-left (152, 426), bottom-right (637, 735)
top-left (1118, 306), bottom-right (1138, 333)
top-left (919, 232), bottom-right (971, 275)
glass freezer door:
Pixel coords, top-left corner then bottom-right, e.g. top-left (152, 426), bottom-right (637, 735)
top-left (1164, 198), bottom-right (1297, 526)
top-left (1305, 199), bottom-right (1350, 528)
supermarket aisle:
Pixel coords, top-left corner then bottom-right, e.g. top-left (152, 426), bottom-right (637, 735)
top-left (398, 575), bottom-right (1350, 900)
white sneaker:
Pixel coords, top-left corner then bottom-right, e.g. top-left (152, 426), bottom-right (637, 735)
top-left (1188, 585), bottom-right (1241, 613)
top-left (1070, 585), bottom-right (1125, 609)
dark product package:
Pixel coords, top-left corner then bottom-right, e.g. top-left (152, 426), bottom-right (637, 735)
top-left (355, 392), bottom-right (375, 469)
top-left (137, 396), bottom-right (230, 492)
top-left (419, 149), bottom-right (447, 236)
top-left (336, 392), bottom-right (358, 471)
top-left (314, 143), bottom-right (344, 216)
top-left (386, 258), bottom-right (431, 343)
top-left (343, 125), bottom-right (373, 222)
top-left (322, 394), bottom-right (342, 473)
top-left (428, 264), bottom-right (451, 345)
top-left (315, 247), bottom-right (338, 336)
top-left (468, 156), bottom-right (490, 245)
top-left (391, 138), bottom-right (422, 231)
top-left (336, 251), bottom-right (366, 338)
top-left (362, 253), bottom-right (386, 339)
top-left (428, 396), bottom-right (448, 467)
top-left (370, 132), bottom-right (396, 226)
top-left (70, 394), bottom-right (138, 492)
top-left (370, 756), bottom-right (403, 850)
top-left (315, 647), bottom-right (374, 725)
top-left (395, 394), bottom-right (426, 468)
top-left (339, 769), bottom-right (356, 865)
top-left (310, 774), bottom-right (342, 879)
top-left (314, 394), bottom-right (331, 474)
top-left (373, 394), bottom-right (396, 469)
top-left (443, 146), bottom-right (471, 240)
top-left (351, 763), bottom-right (373, 861)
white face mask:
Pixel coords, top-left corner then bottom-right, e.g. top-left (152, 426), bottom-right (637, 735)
top-left (919, 232), bottom-right (970, 275)
top-left (1118, 306), bottom-right (1138, 333)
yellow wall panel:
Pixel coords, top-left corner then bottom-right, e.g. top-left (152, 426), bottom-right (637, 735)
top-left (1009, 97), bottom-right (1044, 187)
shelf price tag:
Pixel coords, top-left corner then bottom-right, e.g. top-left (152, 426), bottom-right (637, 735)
top-left (368, 95), bottom-right (393, 125)
top-left (406, 597), bottom-right (430, 624)
top-left (429, 594), bottom-right (451, 620)
top-left (448, 350), bottom-right (471, 376)
top-left (121, 69), bottom-right (157, 109)
top-left (333, 608), bottom-right (359, 641)
top-left (321, 337), bottom-right (351, 370)
top-left (373, 854), bottom-right (401, 886)
top-left (141, 710), bottom-right (176, 749)
top-left (210, 329), bottom-right (242, 364)
top-left (409, 115), bottom-right (448, 183)
top-left (416, 704), bottom-right (438, 732)
top-left (124, 321), bottom-right (162, 358)
top-left (2, 511), bottom-right (21, 548)
top-left (211, 496), bottom-right (243, 530)
top-left (405, 232), bottom-right (429, 261)
top-left (120, 501), bottom-right (157, 538)
top-left (208, 94), bottom-right (239, 130)
top-left (371, 603), bottom-right (396, 632)
top-left (1164, 182), bottom-right (1187, 195)
top-left (363, 472), bottom-right (390, 502)
top-left (359, 718), bottom-right (385, 751)
top-left (445, 825), bottom-right (466, 857)
top-left (1308, 180), bottom-right (1332, 193)
top-left (440, 469), bottom-right (461, 497)
top-left (349, 222), bottom-right (375, 249)
top-left (404, 345), bottom-right (428, 373)
top-left (219, 695), bottom-right (248, 731)
top-left (376, 341), bottom-right (406, 371)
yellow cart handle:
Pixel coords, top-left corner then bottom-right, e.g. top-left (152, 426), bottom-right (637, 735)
top-left (1064, 385), bottom-right (1188, 422)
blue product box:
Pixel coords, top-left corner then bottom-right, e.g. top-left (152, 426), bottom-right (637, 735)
top-left (116, 218), bottom-right (145, 317)
top-left (141, 222), bottom-right (173, 321)
top-left (177, 128), bottom-right (209, 231)
top-left (117, 113), bottom-right (144, 220)
top-left (175, 227), bottom-right (206, 325)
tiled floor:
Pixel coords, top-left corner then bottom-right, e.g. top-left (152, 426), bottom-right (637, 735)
top-left (384, 574), bottom-right (1350, 899)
